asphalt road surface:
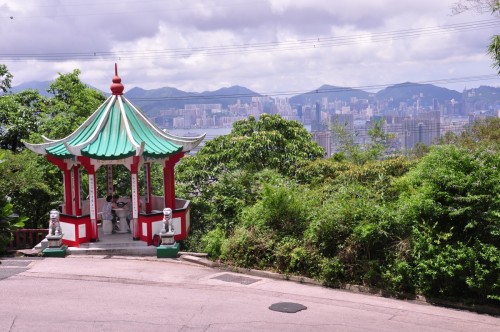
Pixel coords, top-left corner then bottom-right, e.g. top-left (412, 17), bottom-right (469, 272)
top-left (1, 255), bottom-right (499, 332)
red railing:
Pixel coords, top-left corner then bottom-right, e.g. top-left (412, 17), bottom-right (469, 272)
top-left (6, 229), bottom-right (48, 250)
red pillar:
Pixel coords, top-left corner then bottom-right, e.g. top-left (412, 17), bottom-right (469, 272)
top-left (72, 165), bottom-right (82, 216)
top-left (163, 152), bottom-right (184, 210)
top-left (78, 156), bottom-right (98, 242)
top-left (144, 163), bottom-right (152, 213)
top-left (63, 168), bottom-right (73, 215)
top-left (163, 160), bottom-right (175, 210)
top-left (47, 155), bottom-right (72, 215)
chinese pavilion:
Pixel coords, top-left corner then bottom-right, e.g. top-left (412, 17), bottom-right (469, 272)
top-left (24, 65), bottom-right (205, 247)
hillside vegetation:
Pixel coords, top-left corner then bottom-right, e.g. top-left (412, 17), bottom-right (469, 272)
top-left (177, 115), bottom-right (500, 305)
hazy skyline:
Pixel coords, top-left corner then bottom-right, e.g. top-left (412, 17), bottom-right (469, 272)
top-left (1, 0), bottom-right (499, 95)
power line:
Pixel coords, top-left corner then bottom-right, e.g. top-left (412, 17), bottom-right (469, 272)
top-left (1, 19), bottom-right (498, 61)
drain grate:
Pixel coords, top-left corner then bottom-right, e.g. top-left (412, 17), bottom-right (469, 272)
top-left (269, 302), bottom-right (307, 313)
top-left (211, 273), bottom-right (261, 285)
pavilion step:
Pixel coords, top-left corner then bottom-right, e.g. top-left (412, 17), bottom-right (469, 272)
top-left (67, 246), bottom-right (157, 256)
top-left (79, 241), bottom-right (150, 249)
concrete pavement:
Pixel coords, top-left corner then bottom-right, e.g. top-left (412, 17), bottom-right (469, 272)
top-left (0, 255), bottom-right (499, 332)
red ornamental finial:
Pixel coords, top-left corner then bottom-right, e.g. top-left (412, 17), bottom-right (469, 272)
top-left (110, 63), bottom-right (124, 95)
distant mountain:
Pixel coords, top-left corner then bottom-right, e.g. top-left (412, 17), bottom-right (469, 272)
top-left (199, 85), bottom-right (258, 105)
top-left (11, 81), bottom-right (52, 97)
top-left (125, 86), bottom-right (193, 113)
top-left (463, 85), bottom-right (500, 109)
top-left (289, 84), bottom-right (371, 105)
top-left (126, 85), bottom-right (260, 115)
top-left (375, 82), bottom-right (462, 109)
top-left (10, 80), bottom-right (105, 97)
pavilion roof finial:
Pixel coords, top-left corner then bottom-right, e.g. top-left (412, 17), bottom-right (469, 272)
top-left (110, 63), bottom-right (124, 95)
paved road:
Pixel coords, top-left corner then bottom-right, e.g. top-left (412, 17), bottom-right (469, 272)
top-left (0, 255), bottom-right (499, 332)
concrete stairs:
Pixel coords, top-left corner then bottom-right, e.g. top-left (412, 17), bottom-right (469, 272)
top-left (68, 240), bottom-right (157, 256)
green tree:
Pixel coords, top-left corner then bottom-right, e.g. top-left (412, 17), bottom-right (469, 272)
top-left (0, 196), bottom-right (27, 253)
top-left (0, 151), bottom-right (27, 252)
top-left (0, 64), bottom-right (13, 93)
top-left (177, 116), bottom-right (323, 252)
top-left (0, 149), bottom-right (60, 229)
top-left (439, 117), bottom-right (500, 152)
top-left (0, 90), bottom-right (46, 152)
top-left (331, 118), bottom-right (395, 165)
top-left (177, 114), bottom-right (324, 197)
top-left (39, 69), bottom-right (106, 139)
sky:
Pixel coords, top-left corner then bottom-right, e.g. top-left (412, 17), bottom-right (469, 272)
top-left (1, 0), bottom-right (499, 96)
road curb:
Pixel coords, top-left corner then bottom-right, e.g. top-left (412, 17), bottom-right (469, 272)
top-left (178, 253), bottom-right (500, 317)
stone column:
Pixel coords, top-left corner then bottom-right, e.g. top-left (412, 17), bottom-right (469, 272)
top-left (88, 170), bottom-right (98, 242)
top-left (106, 165), bottom-right (113, 196)
top-left (130, 157), bottom-right (140, 240)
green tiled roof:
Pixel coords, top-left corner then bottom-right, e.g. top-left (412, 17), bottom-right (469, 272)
top-left (25, 94), bottom-right (204, 160)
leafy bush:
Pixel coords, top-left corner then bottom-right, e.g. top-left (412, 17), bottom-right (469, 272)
top-left (201, 227), bottom-right (227, 259)
top-left (0, 150), bottom-right (61, 228)
top-left (221, 226), bottom-right (275, 269)
top-left (274, 237), bottom-right (321, 276)
top-left (0, 196), bottom-right (26, 253)
top-left (395, 145), bottom-right (500, 302)
top-left (258, 184), bottom-right (310, 237)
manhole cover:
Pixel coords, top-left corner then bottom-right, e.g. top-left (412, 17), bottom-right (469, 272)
top-left (211, 273), bottom-right (261, 285)
top-left (269, 302), bottom-right (307, 313)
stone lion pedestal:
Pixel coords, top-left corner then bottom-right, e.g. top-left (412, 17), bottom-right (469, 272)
top-left (157, 208), bottom-right (179, 258)
top-left (42, 210), bottom-right (68, 258)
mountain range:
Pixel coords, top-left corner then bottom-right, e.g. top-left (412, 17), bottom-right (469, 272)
top-left (125, 85), bottom-right (259, 113)
top-left (9, 80), bottom-right (500, 116)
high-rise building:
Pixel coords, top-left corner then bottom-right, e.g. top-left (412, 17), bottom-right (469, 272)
top-left (403, 111), bottom-right (440, 150)
top-left (311, 102), bottom-right (323, 131)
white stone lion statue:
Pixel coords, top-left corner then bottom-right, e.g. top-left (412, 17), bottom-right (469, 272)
top-left (47, 209), bottom-right (62, 236)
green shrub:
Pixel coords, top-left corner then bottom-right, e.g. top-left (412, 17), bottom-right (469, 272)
top-left (395, 146), bottom-right (500, 302)
top-left (319, 257), bottom-right (345, 287)
top-left (201, 227), bottom-right (227, 259)
top-left (260, 185), bottom-right (310, 237)
top-left (273, 237), bottom-right (321, 276)
top-left (0, 198), bottom-right (26, 253)
top-left (221, 226), bottom-right (275, 269)
top-left (381, 258), bottom-right (416, 296)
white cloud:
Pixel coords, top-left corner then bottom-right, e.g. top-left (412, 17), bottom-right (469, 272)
top-left (2, 0), bottom-right (498, 94)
